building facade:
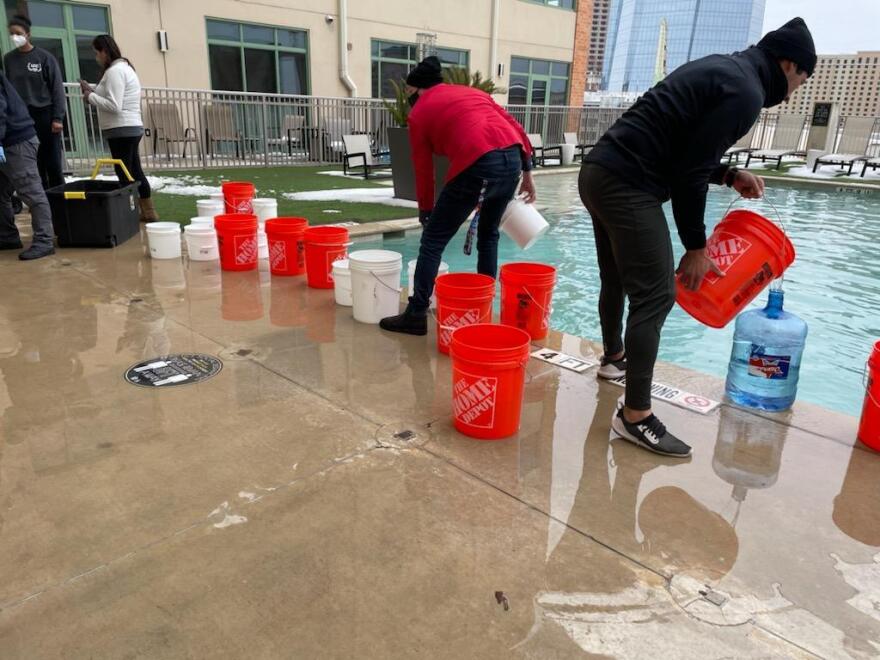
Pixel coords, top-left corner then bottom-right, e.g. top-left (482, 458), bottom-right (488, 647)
top-left (783, 52), bottom-right (880, 118)
top-left (602, 0), bottom-right (765, 92)
top-left (0, 0), bottom-right (593, 108)
top-left (586, 0), bottom-right (610, 92)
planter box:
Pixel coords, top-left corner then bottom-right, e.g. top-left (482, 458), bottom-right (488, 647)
top-left (387, 126), bottom-right (449, 204)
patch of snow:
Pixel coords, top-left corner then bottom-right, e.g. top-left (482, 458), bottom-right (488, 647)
top-left (91, 173), bottom-right (221, 197)
top-left (284, 187), bottom-right (417, 208)
top-left (322, 209), bottom-right (342, 214)
top-left (788, 165), bottom-right (842, 179)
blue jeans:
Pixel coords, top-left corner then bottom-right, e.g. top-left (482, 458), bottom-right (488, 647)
top-left (409, 146), bottom-right (522, 312)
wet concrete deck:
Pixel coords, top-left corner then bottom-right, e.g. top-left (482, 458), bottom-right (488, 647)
top-left (1, 233), bottom-right (878, 659)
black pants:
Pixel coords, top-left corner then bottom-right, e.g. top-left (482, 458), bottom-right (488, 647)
top-left (579, 163), bottom-right (675, 411)
top-left (108, 135), bottom-right (151, 199)
top-left (410, 146), bottom-right (522, 312)
top-left (27, 106), bottom-right (65, 190)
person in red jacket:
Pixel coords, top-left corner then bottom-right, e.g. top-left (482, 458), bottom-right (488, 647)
top-left (380, 56), bottom-right (536, 336)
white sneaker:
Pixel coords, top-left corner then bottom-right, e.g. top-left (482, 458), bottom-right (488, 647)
top-left (610, 400), bottom-right (692, 458)
top-left (598, 353), bottom-right (627, 379)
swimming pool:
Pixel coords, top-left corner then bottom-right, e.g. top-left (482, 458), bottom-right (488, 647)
top-left (358, 174), bottom-right (880, 417)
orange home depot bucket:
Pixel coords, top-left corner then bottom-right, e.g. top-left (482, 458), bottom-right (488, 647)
top-left (434, 273), bottom-right (496, 355)
top-left (450, 324), bottom-right (531, 440)
top-left (304, 226), bottom-right (350, 289)
top-left (858, 340), bottom-right (880, 451)
top-left (500, 262), bottom-right (556, 340)
top-left (265, 217), bottom-right (309, 276)
top-left (214, 214), bottom-right (258, 272)
top-left (222, 181), bottom-right (255, 214)
top-left (676, 209), bottom-right (795, 328)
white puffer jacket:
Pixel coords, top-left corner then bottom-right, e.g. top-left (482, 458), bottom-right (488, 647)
top-left (87, 59), bottom-right (142, 130)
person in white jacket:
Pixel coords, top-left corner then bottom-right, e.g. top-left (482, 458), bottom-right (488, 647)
top-left (80, 35), bottom-right (157, 222)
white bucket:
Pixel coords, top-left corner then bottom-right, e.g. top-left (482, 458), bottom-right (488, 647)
top-left (348, 250), bottom-right (403, 324)
top-left (145, 221), bottom-right (182, 259)
top-left (407, 259), bottom-right (449, 308)
top-left (252, 198), bottom-right (278, 224)
top-left (210, 191), bottom-right (225, 201)
top-left (500, 199), bottom-right (549, 250)
top-left (196, 199), bottom-right (225, 219)
top-left (561, 143), bottom-right (576, 166)
top-left (184, 225), bottom-right (219, 261)
top-left (258, 227), bottom-right (269, 259)
top-left (332, 259), bottom-right (352, 307)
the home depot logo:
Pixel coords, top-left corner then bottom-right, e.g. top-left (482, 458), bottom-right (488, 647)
top-left (234, 235), bottom-right (258, 264)
top-left (453, 373), bottom-right (498, 428)
top-left (269, 239), bottom-right (287, 270)
top-left (705, 232), bottom-right (752, 283)
top-left (439, 307), bottom-right (482, 347)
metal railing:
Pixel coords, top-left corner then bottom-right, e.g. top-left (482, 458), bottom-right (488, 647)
top-left (59, 84), bottom-right (880, 175)
top-left (60, 84), bottom-right (627, 175)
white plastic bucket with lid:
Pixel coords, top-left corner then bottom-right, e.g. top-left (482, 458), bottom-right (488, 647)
top-left (210, 191), bottom-right (224, 201)
top-left (560, 143), bottom-right (576, 166)
top-left (408, 259), bottom-right (449, 308)
top-left (257, 227), bottom-right (269, 259)
top-left (500, 199), bottom-right (549, 250)
top-left (145, 221), bottom-right (182, 259)
top-left (332, 259), bottom-right (352, 307)
top-left (348, 250), bottom-right (403, 324)
top-left (189, 216), bottom-right (214, 229)
top-left (252, 198), bottom-right (278, 224)
top-left (197, 199), bottom-right (225, 218)
top-left (184, 224), bottom-right (219, 261)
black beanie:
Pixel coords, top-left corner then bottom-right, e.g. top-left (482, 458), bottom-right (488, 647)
top-left (757, 17), bottom-right (817, 77)
top-left (406, 56), bottom-right (444, 88)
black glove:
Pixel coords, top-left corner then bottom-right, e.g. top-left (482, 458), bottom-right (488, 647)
top-left (419, 209), bottom-right (432, 227)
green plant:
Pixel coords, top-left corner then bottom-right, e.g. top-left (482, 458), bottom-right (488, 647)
top-left (443, 67), bottom-right (507, 95)
top-left (383, 79), bottom-right (410, 127)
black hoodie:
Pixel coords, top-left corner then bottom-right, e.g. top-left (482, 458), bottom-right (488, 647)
top-left (585, 47), bottom-right (788, 250)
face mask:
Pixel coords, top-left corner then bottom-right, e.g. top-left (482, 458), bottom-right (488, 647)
top-left (10, 34), bottom-right (27, 49)
top-left (407, 93), bottom-right (419, 108)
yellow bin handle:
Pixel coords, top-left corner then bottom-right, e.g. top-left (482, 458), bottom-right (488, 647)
top-left (90, 158), bottom-right (135, 182)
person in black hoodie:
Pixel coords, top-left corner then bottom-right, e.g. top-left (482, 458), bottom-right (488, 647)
top-left (0, 71), bottom-right (55, 260)
top-left (580, 18), bottom-right (816, 457)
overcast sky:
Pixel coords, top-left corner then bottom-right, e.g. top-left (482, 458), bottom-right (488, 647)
top-left (763, 0), bottom-right (880, 54)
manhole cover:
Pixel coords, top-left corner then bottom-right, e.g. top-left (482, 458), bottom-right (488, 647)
top-left (124, 354), bottom-right (223, 388)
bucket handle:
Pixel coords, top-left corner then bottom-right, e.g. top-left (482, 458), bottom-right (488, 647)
top-left (310, 241), bottom-right (354, 248)
top-left (722, 194), bottom-right (790, 290)
top-left (370, 270), bottom-right (403, 294)
top-left (521, 285), bottom-right (553, 320)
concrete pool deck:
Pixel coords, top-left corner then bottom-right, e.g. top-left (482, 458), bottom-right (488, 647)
top-left (0, 230), bottom-right (878, 659)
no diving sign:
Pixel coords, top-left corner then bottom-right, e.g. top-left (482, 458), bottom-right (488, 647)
top-left (607, 376), bottom-right (720, 415)
top-left (125, 354), bottom-right (223, 388)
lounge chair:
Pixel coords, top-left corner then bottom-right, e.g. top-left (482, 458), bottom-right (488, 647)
top-left (147, 102), bottom-right (200, 159)
top-left (282, 114), bottom-right (305, 155)
top-left (813, 117), bottom-right (877, 175)
top-left (860, 157), bottom-right (880, 178)
top-left (322, 118), bottom-right (352, 159)
top-left (342, 134), bottom-right (391, 179)
top-left (745, 114), bottom-right (807, 170)
top-left (563, 132), bottom-right (590, 160)
top-left (528, 134), bottom-right (563, 167)
top-left (725, 123), bottom-right (757, 163)
top-left (203, 104), bottom-right (244, 158)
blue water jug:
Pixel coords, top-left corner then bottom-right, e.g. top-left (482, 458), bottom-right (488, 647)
top-left (725, 288), bottom-right (808, 411)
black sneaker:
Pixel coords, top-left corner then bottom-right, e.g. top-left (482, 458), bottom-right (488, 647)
top-left (0, 240), bottom-right (23, 250)
top-left (611, 401), bottom-right (692, 457)
top-left (598, 353), bottom-right (626, 379)
top-left (379, 310), bottom-right (427, 336)
top-left (18, 244), bottom-right (55, 261)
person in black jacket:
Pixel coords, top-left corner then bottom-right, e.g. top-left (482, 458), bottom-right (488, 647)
top-left (4, 14), bottom-right (66, 190)
top-left (580, 18), bottom-right (816, 457)
top-left (0, 71), bottom-right (55, 260)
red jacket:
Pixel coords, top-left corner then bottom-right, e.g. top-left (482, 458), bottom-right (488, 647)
top-left (407, 84), bottom-right (532, 211)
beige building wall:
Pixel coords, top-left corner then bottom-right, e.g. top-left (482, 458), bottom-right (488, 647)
top-left (784, 51), bottom-right (880, 118)
top-left (86, 0), bottom-right (576, 101)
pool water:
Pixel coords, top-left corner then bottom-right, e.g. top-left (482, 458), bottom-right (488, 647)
top-left (359, 175), bottom-right (880, 417)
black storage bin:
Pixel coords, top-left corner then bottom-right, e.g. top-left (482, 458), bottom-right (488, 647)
top-left (47, 179), bottom-right (140, 248)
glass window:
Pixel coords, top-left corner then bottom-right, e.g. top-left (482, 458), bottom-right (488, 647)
top-left (507, 56), bottom-right (570, 106)
top-left (207, 19), bottom-right (240, 41)
top-left (209, 44), bottom-right (244, 91)
top-left (76, 34), bottom-right (102, 83)
top-left (23, 0), bottom-right (64, 28)
top-left (380, 42), bottom-right (411, 60)
top-left (244, 48), bottom-right (276, 92)
top-left (279, 51), bottom-right (307, 94)
top-left (436, 47), bottom-right (469, 69)
top-left (509, 76), bottom-right (529, 105)
top-left (278, 29), bottom-right (306, 49)
top-left (242, 24), bottom-right (274, 45)
top-left (523, 0), bottom-right (576, 9)
top-left (72, 5), bottom-right (108, 32)
top-left (551, 62), bottom-right (570, 77)
top-left (532, 60), bottom-right (551, 76)
top-left (511, 57), bottom-right (530, 74)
